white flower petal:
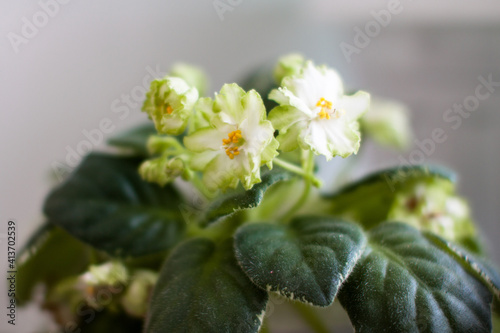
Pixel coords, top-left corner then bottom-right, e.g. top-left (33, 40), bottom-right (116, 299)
top-left (276, 122), bottom-right (303, 152)
top-left (191, 150), bottom-right (220, 171)
top-left (320, 119), bottom-right (361, 158)
top-left (203, 152), bottom-right (252, 191)
top-left (184, 127), bottom-right (227, 152)
top-left (339, 91), bottom-right (370, 122)
top-left (241, 119), bottom-right (274, 156)
top-left (270, 87), bottom-right (314, 117)
top-left (214, 83), bottom-right (246, 123)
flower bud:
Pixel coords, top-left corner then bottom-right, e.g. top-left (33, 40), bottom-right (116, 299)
top-left (273, 53), bottom-right (305, 84)
top-left (121, 270), bottom-right (158, 318)
top-left (142, 76), bottom-right (198, 135)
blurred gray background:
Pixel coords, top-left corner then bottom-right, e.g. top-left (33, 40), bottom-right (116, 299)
top-left (1, 0), bottom-right (500, 332)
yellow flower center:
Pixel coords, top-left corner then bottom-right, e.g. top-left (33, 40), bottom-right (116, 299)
top-left (222, 130), bottom-right (242, 159)
top-left (166, 105), bottom-right (173, 114)
top-left (316, 97), bottom-right (344, 119)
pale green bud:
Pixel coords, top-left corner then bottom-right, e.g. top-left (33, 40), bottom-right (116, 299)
top-left (361, 98), bottom-right (412, 149)
top-left (80, 261), bottom-right (128, 287)
top-left (121, 270), bottom-right (158, 318)
top-left (170, 63), bottom-right (209, 97)
top-left (146, 135), bottom-right (183, 155)
top-left (273, 53), bottom-right (305, 84)
top-left (139, 156), bottom-right (187, 186)
top-left (142, 76), bottom-right (199, 135)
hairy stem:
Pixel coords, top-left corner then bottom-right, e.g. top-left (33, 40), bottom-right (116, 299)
top-left (280, 151), bottom-right (315, 222)
top-left (273, 157), bottom-right (321, 187)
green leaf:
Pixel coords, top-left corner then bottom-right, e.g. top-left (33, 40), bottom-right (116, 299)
top-left (325, 165), bottom-right (455, 229)
top-left (204, 168), bottom-right (292, 225)
top-left (338, 222), bottom-right (493, 333)
top-left (425, 233), bottom-right (500, 302)
top-left (44, 153), bottom-right (185, 256)
top-left (234, 217), bottom-right (366, 306)
top-left (107, 123), bottom-right (157, 155)
top-left (16, 226), bottom-right (91, 304)
top-left (144, 238), bottom-right (268, 333)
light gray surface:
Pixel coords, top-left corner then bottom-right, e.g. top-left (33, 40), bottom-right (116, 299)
top-left (1, 1), bottom-right (500, 332)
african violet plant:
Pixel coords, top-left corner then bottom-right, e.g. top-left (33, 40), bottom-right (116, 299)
top-left (17, 54), bottom-right (500, 332)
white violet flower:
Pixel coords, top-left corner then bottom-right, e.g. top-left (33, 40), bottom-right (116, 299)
top-left (142, 76), bottom-right (199, 135)
top-left (184, 84), bottom-right (278, 192)
top-left (269, 61), bottom-right (370, 159)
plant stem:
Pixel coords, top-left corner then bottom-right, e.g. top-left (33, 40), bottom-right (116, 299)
top-left (190, 173), bottom-right (214, 200)
top-left (273, 157), bottom-right (321, 187)
top-left (292, 302), bottom-right (331, 333)
top-left (280, 151), bottom-right (315, 222)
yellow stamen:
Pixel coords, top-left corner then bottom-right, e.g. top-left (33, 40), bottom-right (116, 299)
top-left (316, 97), bottom-right (343, 120)
top-left (166, 105), bottom-right (173, 114)
top-left (222, 130), bottom-right (243, 159)
top-left (225, 146), bottom-right (240, 159)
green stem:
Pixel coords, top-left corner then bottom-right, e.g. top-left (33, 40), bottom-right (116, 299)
top-left (191, 173), bottom-right (214, 200)
top-left (292, 302), bottom-right (331, 333)
top-left (280, 151), bottom-right (315, 222)
top-left (273, 157), bottom-right (321, 187)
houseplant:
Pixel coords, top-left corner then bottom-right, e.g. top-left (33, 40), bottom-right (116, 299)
top-left (17, 54), bottom-right (500, 332)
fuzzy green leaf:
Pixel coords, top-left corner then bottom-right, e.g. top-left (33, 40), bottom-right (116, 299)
top-left (44, 153), bottom-right (185, 256)
top-left (425, 233), bottom-right (500, 302)
top-left (144, 238), bottom-right (268, 333)
top-left (338, 222), bottom-right (493, 333)
top-left (234, 217), bottom-right (366, 306)
top-left (204, 168), bottom-right (292, 225)
top-left (107, 123), bottom-right (157, 155)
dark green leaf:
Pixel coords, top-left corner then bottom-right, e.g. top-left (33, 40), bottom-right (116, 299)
top-left (324, 165), bottom-right (455, 229)
top-left (44, 153), bottom-right (185, 256)
top-left (425, 233), bottom-right (500, 302)
top-left (235, 217), bottom-right (366, 306)
top-left (107, 123), bottom-right (157, 155)
top-left (144, 238), bottom-right (268, 333)
top-left (204, 168), bottom-right (292, 225)
top-left (338, 222), bottom-right (493, 333)
top-left (16, 226), bottom-right (91, 304)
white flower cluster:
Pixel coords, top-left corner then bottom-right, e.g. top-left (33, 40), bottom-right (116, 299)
top-left (139, 57), bottom-right (371, 193)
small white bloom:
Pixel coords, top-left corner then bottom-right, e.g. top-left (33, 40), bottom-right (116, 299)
top-left (184, 84), bottom-right (278, 192)
top-left (142, 76), bottom-right (198, 135)
top-left (269, 61), bottom-right (370, 159)
top-left (121, 270), bottom-right (158, 318)
top-left (80, 261), bottom-right (128, 287)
